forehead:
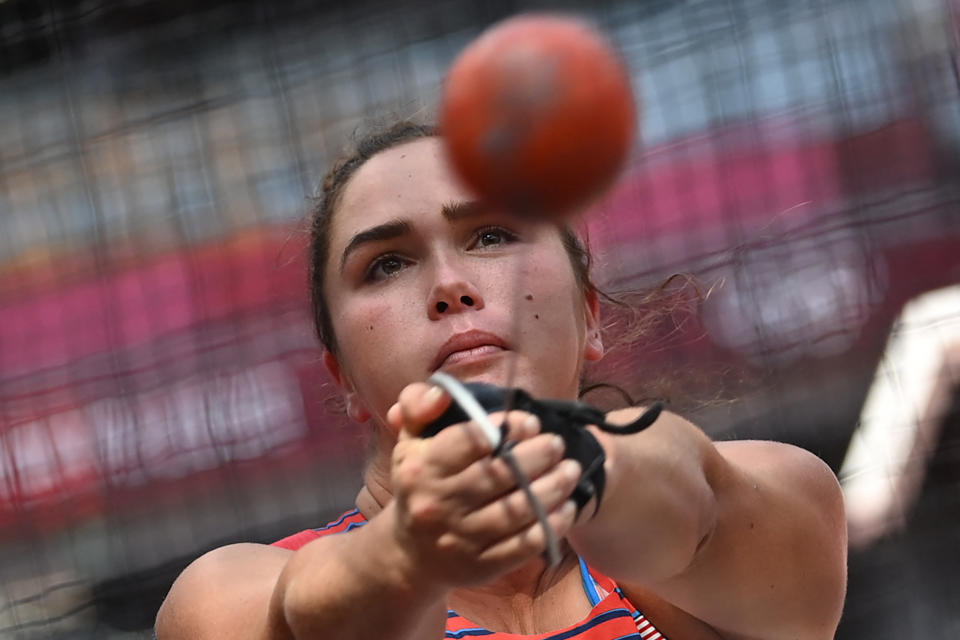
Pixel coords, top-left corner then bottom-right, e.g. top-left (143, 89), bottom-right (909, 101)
top-left (334, 137), bottom-right (471, 235)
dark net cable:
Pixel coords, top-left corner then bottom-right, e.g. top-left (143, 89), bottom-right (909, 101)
top-left (0, 0), bottom-right (958, 638)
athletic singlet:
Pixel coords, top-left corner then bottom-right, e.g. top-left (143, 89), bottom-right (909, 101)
top-left (273, 509), bottom-right (668, 640)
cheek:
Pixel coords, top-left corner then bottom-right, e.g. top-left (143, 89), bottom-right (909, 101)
top-left (331, 294), bottom-right (423, 411)
top-left (336, 298), bottom-right (404, 367)
top-left (518, 263), bottom-right (586, 341)
top-left (524, 294), bottom-right (583, 338)
top-left (524, 255), bottom-right (584, 316)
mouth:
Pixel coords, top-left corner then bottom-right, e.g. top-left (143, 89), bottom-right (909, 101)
top-left (431, 330), bottom-right (510, 372)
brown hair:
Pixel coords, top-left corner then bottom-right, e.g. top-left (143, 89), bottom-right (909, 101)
top-left (308, 121), bottom-right (596, 356)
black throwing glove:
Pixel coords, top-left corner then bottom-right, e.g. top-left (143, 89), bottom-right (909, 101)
top-left (421, 382), bottom-right (663, 517)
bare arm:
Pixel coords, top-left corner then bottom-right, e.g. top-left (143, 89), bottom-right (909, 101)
top-left (156, 383), bottom-right (579, 639)
top-left (154, 516), bottom-right (448, 640)
top-left (277, 507), bottom-right (450, 639)
top-left (568, 409), bottom-right (847, 640)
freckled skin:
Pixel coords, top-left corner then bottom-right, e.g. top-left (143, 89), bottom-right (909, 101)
top-left (321, 138), bottom-right (603, 424)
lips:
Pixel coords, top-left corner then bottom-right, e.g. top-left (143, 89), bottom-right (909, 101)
top-left (430, 330), bottom-right (510, 372)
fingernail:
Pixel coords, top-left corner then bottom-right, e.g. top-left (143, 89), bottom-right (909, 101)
top-left (562, 459), bottom-right (581, 480)
top-left (523, 414), bottom-right (540, 434)
top-left (562, 500), bottom-right (577, 517)
top-left (551, 434), bottom-right (565, 454)
top-left (424, 385), bottom-right (444, 404)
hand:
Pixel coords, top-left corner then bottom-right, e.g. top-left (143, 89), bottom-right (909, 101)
top-left (384, 382), bottom-right (581, 589)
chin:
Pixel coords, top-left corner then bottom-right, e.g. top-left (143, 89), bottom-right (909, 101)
top-left (436, 351), bottom-right (510, 382)
top-left (439, 361), bottom-right (578, 402)
top-left (438, 365), bottom-right (511, 388)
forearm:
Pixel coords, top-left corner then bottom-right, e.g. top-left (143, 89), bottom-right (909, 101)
top-left (274, 505), bottom-right (448, 640)
top-left (568, 410), bottom-right (719, 584)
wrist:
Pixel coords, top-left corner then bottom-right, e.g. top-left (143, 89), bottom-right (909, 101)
top-left (369, 501), bottom-right (451, 601)
top-left (280, 505), bottom-right (450, 638)
top-left (571, 416), bottom-right (716, 582)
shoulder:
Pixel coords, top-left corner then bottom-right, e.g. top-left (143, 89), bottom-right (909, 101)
top-left (714, 439), bottom-right (844, 514)
top-left (156, 509), bottom-right (370, 639)
top-left (155, 543), bottom-right (292, 639)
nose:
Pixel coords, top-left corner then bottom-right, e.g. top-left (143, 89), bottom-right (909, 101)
top-left (427, 263), bottom-right (485, 320)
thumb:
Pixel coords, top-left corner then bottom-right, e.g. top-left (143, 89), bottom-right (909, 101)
top-left (391, 382), bottom-right (451, 439)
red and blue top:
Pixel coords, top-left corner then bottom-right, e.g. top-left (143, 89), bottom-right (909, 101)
top-left (273, 509), bottom-right (668, 640)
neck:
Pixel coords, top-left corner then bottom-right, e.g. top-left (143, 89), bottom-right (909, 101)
top-left (449, 551), bottom-right (588, 634)
top-left (355, 425), bottom-right (395, 520)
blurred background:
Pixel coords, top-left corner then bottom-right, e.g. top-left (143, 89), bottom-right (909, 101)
top-left (1, 0), bottom-right (959, 637)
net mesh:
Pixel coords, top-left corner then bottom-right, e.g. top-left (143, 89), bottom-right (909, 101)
top-left (0, 0), bottom-right (958, 637)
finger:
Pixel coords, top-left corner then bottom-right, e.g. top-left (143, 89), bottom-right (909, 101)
top-left (493, 410), bottom-right (543, 442)
top-left (447, 430), bottom-right (564, 507)
top-left (386, 401), bottom-right (402, 431)
top-left (476, 498), bottom-right (578, 569)
top-left (458, 458), bottom-right (581, 544)
top-left (425, 411), bottom-right (542, 477)
top-left (396, 383), bottom-right (451, 439)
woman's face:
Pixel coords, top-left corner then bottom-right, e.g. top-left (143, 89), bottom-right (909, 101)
top-left (322, 137), bottom-right (603, 425)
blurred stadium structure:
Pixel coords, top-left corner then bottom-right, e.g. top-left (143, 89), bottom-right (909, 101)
top-left (0, 0), bottom-right (958, 637)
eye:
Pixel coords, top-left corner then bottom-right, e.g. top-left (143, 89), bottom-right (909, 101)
top-left (472, 226), bottom-right (519, 249)
top-left (365, 254), bottom-right (408, 282)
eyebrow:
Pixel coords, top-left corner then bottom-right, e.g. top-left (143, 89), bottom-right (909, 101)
top-left (339, 219), bottom-right (411, 272)
top-left (441, 200), bottom-right (484, 221)
top-left (338, 201), bottom-right (485, 272)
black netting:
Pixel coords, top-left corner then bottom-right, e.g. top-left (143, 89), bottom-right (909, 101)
top-left (1, 0), bottom-right (958, 637)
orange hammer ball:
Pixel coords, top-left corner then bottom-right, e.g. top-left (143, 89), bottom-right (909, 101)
top-left (440, 13), bottom-right (637, 218)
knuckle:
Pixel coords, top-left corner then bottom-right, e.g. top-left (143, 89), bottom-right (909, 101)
top-left (487, 458), bottom-right (515, 490)
top-left (408, 496), bottom-right (443, 528)
top-left (463, 436), bottom-right (486, 459)
top-left (394, 458), bottom-right (425, 492)
top-left (435, 532), bottom-right (464, 555)
top-left (502, 492), bottom-right (528, 521)
top-left (520, 526), bottom-right (545, 554)
top-left (464, 424), bottom-right (494, 456)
